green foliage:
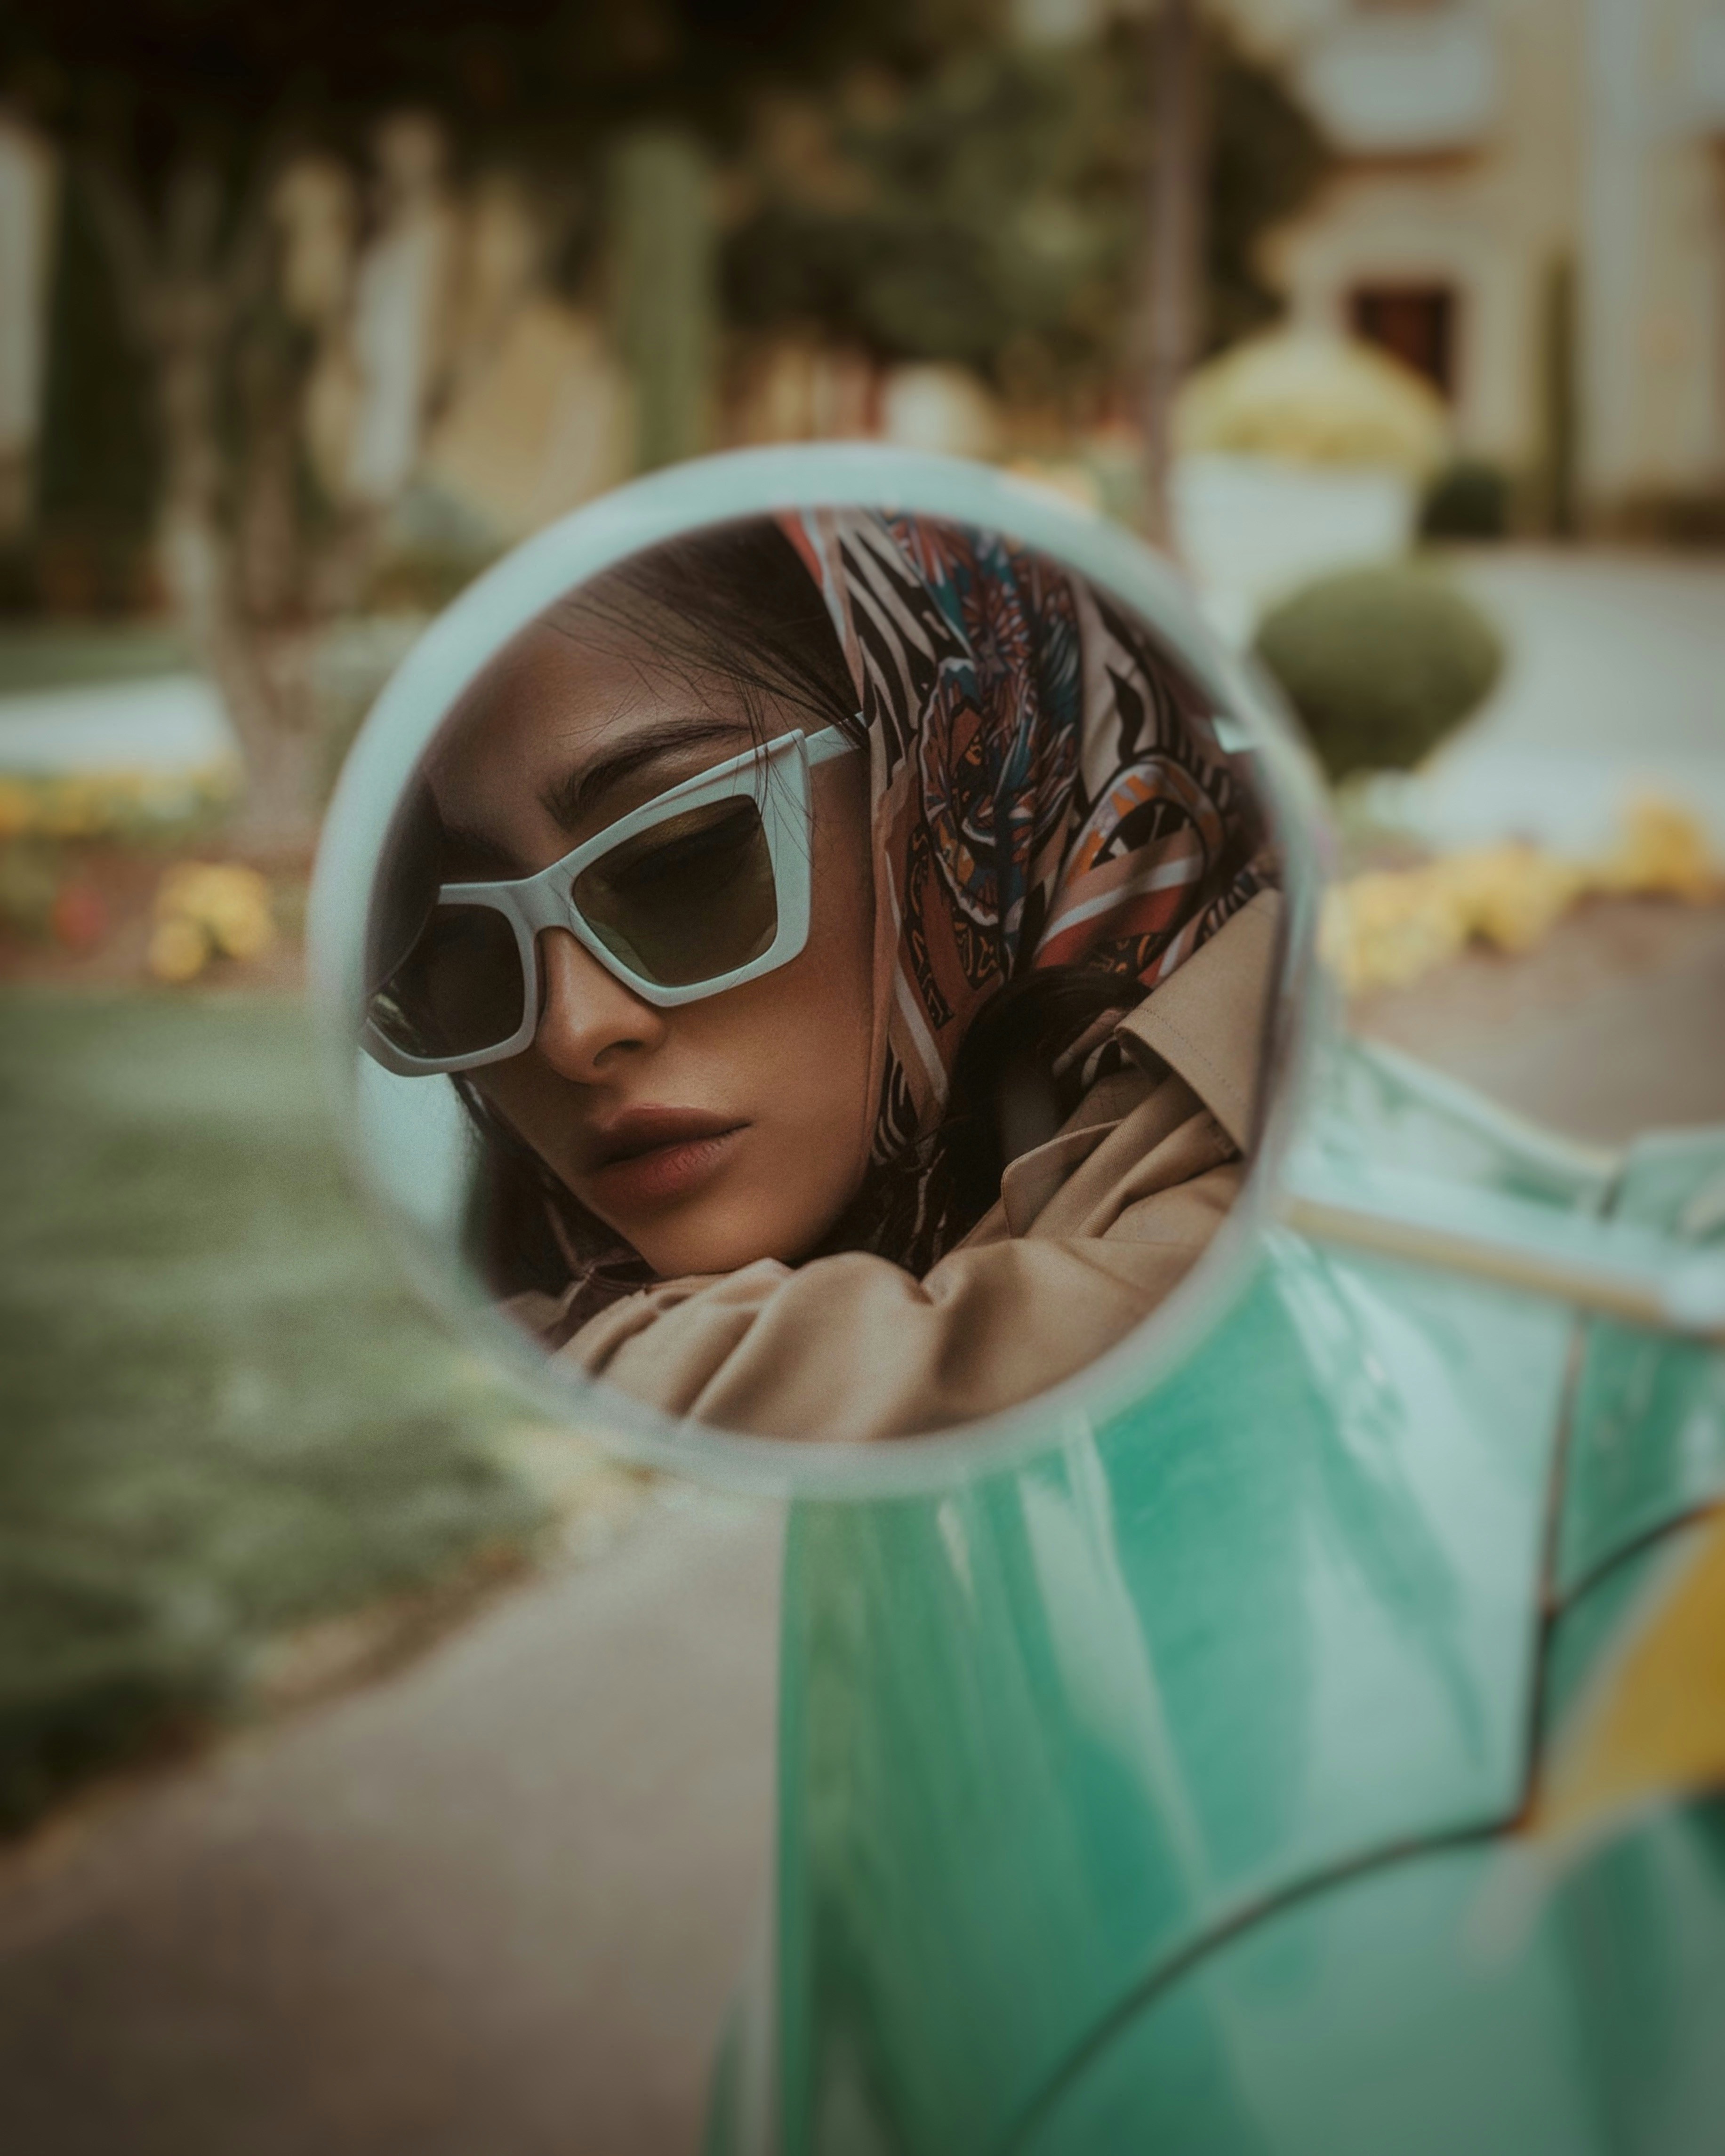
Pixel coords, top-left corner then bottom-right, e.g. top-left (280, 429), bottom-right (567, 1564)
top-left (1420, 458), bottom-right (1512, 543)
top-left (1538, 253), bottom-right (1578, 539)
top-left (612, 129), bottom-right (720, 470)
top-left (1253, 564), bottom-right (1504, 782)
top-left (0, 1), bottom-right (937, 185)
top-left (723, 29), bottom-right (1329, 387)
top-left (32, 172), bottom-right (159, 613)
top-left (0, 842), bottom-right (60, 938)
top-left (0, 0), bottom-right (979, 618)
top-left (0, 990), bottom-right (545, 1828)
top-left (727, 49), bottom-right (1124, 378)
top-left (1203, 42), bottom-right (1334, 354)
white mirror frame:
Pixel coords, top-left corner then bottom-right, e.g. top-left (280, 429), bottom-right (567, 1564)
top-left (309, 444), bottom-right (1332, 1498)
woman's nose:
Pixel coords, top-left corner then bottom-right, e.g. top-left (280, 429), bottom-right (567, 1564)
top-left (533, 929), bottom-right (666, 1081)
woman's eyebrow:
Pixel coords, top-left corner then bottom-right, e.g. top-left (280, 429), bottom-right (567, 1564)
top-left (538, 718), bottom-right (752, 833)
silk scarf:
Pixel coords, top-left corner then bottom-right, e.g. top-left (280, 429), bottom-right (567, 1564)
top-left (783, 508), bottom-right (1276, 1209)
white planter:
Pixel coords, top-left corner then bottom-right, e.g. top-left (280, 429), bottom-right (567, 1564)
top-left (1171, 452), bottom-right (1420, 645)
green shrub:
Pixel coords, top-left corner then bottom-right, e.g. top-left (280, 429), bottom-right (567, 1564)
top-left (1252, 563), bottom-right (1504, 781)
top-left (1419, 457), bottom-right (1512, 541)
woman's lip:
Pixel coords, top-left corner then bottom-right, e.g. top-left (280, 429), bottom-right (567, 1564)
top-left (589, 1108), bottom-right (746, 1168)
top-left (586, 1114), bottom-right (748, 1208)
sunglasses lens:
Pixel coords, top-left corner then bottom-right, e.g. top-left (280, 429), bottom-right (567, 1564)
top-left (369, 904), bottom-right (527, 1063)
top-left (573, 797), bottom-right (778, 988)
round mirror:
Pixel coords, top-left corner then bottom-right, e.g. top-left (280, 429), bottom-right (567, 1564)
top-left (308, 447), bottom-right (1325, 1491)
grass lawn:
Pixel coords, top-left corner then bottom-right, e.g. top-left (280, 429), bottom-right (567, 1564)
top-left (0, 986), bottom-right (546, 1829)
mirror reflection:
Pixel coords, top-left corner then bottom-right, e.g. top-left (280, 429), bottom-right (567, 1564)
top-left (360, 509), bottom-right (1284, 1441)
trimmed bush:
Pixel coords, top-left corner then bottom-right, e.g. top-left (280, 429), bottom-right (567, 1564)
top-left (1419, 457), bottom-right (1512, 541)
top-left (1253, 563), bottom-right (1504, 781)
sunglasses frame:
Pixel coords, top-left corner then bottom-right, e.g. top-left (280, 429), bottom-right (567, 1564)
top-left (364, 721), bottom-right (861, 1076)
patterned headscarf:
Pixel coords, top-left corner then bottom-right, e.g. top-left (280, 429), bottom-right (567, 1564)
top-left (783, 509), bottom-right (1276, 1233)
top-left (511, 507), bottom-right (1276, 1326)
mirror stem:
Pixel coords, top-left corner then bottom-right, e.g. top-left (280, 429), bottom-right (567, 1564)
top-left (1283, 1156), bottom-right (1725, 1346)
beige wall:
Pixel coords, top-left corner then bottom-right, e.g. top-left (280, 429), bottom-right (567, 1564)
top-left (1581, 0), bottom-right (1725, 496)
top-left (1227, 0), bottom-right (1725, 508)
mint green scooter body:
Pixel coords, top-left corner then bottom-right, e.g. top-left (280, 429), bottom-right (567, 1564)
top-left (708, 1038), bottom-right (1725, 2155)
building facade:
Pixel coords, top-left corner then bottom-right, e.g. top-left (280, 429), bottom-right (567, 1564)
top-left (1222, 0), bottom-right (1725, 519)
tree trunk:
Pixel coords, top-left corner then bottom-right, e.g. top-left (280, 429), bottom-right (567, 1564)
top-left (85, 158), bottom-right (329, 853)
top-left (160, 322), bottom-right (326, 850)
top-left (1139, 0), bottom-right (1210, 553)
top-left (611, 129), bottom-right (718, 473)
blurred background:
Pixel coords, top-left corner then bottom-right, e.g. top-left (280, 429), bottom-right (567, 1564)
top-left (0, 4), bottom-right (1722, 2148)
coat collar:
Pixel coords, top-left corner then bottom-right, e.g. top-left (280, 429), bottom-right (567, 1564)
top-left (994, 890), bottom-right (1282, 1237)
top-left (1115, 889), bottom-right (1282, 1153)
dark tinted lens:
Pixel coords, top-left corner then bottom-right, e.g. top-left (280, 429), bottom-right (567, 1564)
top-left (573, 798), bottom-right (777, 988)
top-left (368, 903), bottom-right (527, 1062)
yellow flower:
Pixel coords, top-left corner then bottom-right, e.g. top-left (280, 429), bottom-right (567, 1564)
top-left (154, 861), bottom-right (276, 961)
top-left (1590, 797), bottom-right (1718, 903)
top-left (0, 778), bottom-right (35, 840)
top-left (1438, 844), bottom-right (1585, 955)
top-left (1326, 797), bottom-right (1722, 997)
top-left (1176, 329), bottom-right (1450, 476)
top-left (147, 914), bottom-right (211, 983)
top-left (1322, 868), bottom-right (1468, 995)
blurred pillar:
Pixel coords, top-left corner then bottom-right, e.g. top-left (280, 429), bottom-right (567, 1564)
top-left (0, 117), bottom-right (59, 540)
top-left (1537, 253), bottom-right (1578, 539)
top-left (1139, 0), bottom-right (1208, 551)
top-left (345, 114), bottom-right (457, 510)
top-left (611, 128), bottom-right (717, 474)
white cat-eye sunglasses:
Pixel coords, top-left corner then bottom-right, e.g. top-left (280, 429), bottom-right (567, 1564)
top-left (364, 723), bottom-right (862, 1076)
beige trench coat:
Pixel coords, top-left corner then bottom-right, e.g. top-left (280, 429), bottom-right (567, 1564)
top-left (523, 890), bottom-right (1279, 1443)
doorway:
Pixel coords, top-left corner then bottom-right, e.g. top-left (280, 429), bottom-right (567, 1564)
top-left (1349, 284), bottom-right (1458, 400)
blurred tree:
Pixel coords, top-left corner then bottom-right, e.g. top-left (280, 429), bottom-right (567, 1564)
top-left (0, 0), bottom-right (943, 840)
top-left (725, 20), bottom-right (1326, 438)
top-left (1139, 0), bottom-right (1206, 545)
top-left (611, 130), bottom-right (719, 473)
top-left (3, 1), bottom-right (1323, 831)
top-left (34, 170), bottom-right (160, 613)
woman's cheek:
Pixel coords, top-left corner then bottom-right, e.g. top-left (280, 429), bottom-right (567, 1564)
top-left (474, 1063), bottom-right (579, 1186)
top-left (762, 1032), bottom-right (875, 1262)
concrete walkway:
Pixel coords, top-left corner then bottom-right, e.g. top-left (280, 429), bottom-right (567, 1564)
top-left (0, 1495), bottom-right (784, 2156)
top-left (1355, 896), bottom-right (1725, 1146)
top-left (1365, 549), bottom-right (1725, 853)
top-left (0, 676), bottom-right (236, 777)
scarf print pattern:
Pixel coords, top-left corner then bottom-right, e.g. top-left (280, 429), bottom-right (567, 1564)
top-left (524, 507), bottom-right (1277, 1338)
top-left (783, 509), bottom-right (1277, 1194)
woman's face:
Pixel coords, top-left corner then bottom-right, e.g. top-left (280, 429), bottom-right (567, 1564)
top-left (428, 614), bottom-right (877, 1280)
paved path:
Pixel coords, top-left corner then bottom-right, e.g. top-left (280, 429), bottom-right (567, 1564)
top-left (0, 1495), bottom-right (784, 2156)
top-left (1365, 549), bottom-right (1725, 853)
top-left (0, 676), bottom-right (236, 776)
top-left (1355, 896), bottom-right (1725, 1146)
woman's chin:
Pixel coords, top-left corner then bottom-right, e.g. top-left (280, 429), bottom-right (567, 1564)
top-left (623, 1198), bottom-right (826, 1283)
